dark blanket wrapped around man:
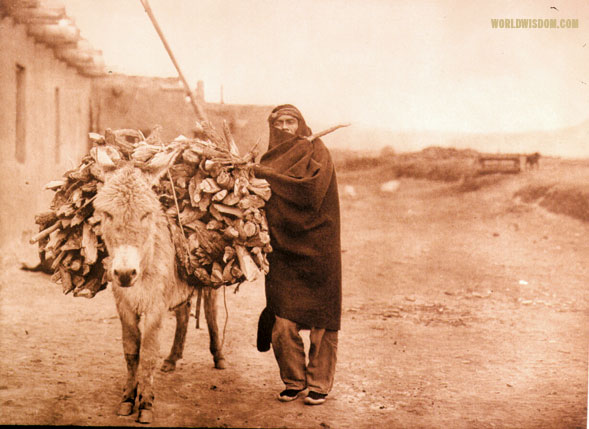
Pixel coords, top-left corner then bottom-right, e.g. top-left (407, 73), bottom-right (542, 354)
top-left (254, 112), bottom-right (342, 331)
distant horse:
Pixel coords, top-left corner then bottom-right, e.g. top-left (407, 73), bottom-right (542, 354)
top-left (525, 152), bottom-right (541, 169)
top-left (93, 163), bottom-right (225, 424)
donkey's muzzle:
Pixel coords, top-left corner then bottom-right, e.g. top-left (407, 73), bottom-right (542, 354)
top-left (114, 268), bottom-right (138, 287)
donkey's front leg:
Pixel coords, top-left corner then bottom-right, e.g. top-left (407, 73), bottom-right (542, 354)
top-left (203, 287), bottom-right (226, 369)
top-left (161, 300), bottom-right (190, 372)
top-left (136, 309), bottom-right (164, 424)
top-left (116, 309), bottom-right (140, 416)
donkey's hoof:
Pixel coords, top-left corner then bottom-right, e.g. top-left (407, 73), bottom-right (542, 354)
top-left (137, 408), bottom-right (154, 424)
top-left (161, 359), bottom-right (176, 372)
top-left (214, 357), bottom-right (226, 370)
top-left (117, 401), bottom-right (134, 416)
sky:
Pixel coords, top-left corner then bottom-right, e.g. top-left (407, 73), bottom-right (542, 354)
top-left (62, 0), bottom-right (589, 134)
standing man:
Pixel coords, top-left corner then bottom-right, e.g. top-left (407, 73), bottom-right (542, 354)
top-left (254, 104), bottom-right (342, 406)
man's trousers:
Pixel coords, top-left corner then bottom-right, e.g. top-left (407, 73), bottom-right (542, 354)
top-left (271, 315), bottom-right (338, 395)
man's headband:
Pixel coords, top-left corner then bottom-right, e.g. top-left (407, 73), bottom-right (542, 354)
top-left (268, 107), bottom-right (301, 123)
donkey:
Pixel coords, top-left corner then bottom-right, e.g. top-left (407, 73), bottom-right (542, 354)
top-left (93, 163), bottom-right (225, 424)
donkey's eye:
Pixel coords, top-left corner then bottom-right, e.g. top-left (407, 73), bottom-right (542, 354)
top-left (140, 212), bottom-right (151, 221)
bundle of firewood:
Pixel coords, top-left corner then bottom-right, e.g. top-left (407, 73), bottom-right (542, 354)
top-left (31, 170), bottom-right (105, 298)
top-left (31, 125), bottom-right (272, 298)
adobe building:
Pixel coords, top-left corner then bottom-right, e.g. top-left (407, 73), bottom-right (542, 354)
top-left (0, 0), bottom-right (273, 265)
top-left (0, 0), bottom-right (105, 265)
top-left (91, 74), bottom-right (272, 156)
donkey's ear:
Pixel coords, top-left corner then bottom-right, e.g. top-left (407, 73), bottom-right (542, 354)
top-left (143, 164), bottom-right (170, 188)
top-left (142, 148), bottom-right (182, 187)
top-left (90, 146), bottom-right (119, 181)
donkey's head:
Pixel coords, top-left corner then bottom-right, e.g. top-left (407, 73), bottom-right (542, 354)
top-left (94, 163), bottom-right (166, 288)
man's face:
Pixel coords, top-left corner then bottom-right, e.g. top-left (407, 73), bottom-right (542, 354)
top-left (273, 114), bottom-right (298, 135)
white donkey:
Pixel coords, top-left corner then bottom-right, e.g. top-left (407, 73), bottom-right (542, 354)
top-left (93, 162), bottom-right (225, 424)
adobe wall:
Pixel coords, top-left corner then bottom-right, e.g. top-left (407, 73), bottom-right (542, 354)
top-left (91, 74), bottom-right (273, 155)
top-left (0, 17), bottom-right (92, 264)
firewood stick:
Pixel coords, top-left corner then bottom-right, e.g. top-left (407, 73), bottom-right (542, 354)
top-left (29, 222), bottom-right (60, 244)
top-left (44, 180), bottom-right (66, 190)
top-left (246, 138), bottom-right (261, 157)
top-left (50, 250), bottom-right (67, 271)
top-left (235, 245), bottom-right (260, 282)
top-left (195, 287), bottom-right (203, 329)
top-left (35, 211), bottom-right (58, 227)
top-left (223, 120), bottom-right (240, 157)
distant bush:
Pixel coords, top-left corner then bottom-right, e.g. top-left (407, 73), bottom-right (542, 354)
top-left (542, 187), bottom-right (589, 222)
top-left (391, 158), bottom-right (473, 182)
top-left (513, 184), bottom-right (554, 202)
top-left (456, 174), bottom-right (507, 192)
top-left (514, 183), bottom-right (589, 223)
top-left (338, 151), bottom-right (476, 182)
top-left (341, 156), bottom-right (385, 171)
top-left (380, 146), bottom-right (395, 158)
top-left (419, 146), bottom-right (480, 159)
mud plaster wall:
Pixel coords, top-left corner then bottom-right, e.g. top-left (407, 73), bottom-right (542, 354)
top-left (0, 17), bottom-right (92, 264)
top-left (91, 74), bottom-right (273, 155)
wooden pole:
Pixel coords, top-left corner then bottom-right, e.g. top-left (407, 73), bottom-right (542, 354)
top-left (138, 0), bottom-right (207, 122)
top-left (306, 123), bottom-right (351, 142)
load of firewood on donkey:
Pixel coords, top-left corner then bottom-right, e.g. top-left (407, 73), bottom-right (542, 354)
top-left (30, 125), bottom-right (272, 298)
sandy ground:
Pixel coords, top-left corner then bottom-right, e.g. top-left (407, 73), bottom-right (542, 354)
top-left (0, 173), bottom-right (588, 428)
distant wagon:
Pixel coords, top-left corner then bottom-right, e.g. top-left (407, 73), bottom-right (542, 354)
top-left (476, 154), bottom-right (522, 175)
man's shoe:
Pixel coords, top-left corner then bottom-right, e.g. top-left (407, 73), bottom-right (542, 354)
top-left (304, 391), bottom-right (327, 405)
top-left (277, 388), bottom-right (308, 402)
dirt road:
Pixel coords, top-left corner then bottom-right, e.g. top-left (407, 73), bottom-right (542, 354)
top-left (1, 174), bottom-right (587, 428)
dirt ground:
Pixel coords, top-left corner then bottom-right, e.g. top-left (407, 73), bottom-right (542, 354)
top-left (1, 170), bottom-right (588, 428)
